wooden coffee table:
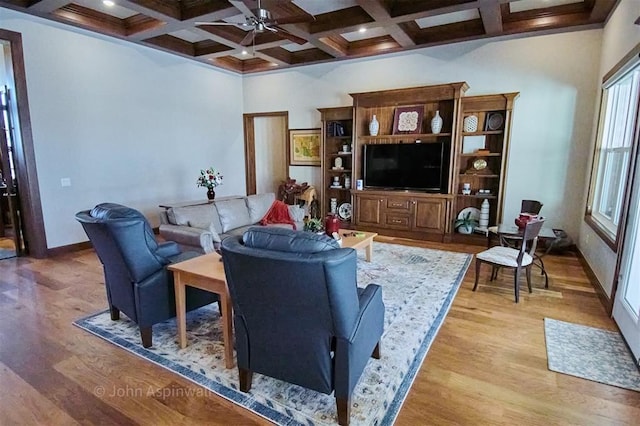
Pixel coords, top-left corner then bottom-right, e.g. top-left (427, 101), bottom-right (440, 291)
top-left (339, 229), bottom-right (377, 262)
top-left (167, 252), bottom-right (234, 369)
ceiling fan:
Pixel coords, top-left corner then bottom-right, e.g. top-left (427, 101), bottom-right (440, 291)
top-left (196, 0), bottom-right (315, 47)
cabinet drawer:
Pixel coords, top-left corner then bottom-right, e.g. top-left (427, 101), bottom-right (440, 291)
top-left (384, 214), bottom-right (410, 229)
top-left (386, 198), bottom-right (411, 211)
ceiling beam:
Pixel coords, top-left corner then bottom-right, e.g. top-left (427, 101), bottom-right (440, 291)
top-left (478, 0), bottom-right (503, 35)
top-left (355, 0), bottom-right (415, 47)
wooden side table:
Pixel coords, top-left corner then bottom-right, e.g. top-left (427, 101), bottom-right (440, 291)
top-left (167, 252), bottom-right (234, 369)
top-left (339, 229), bottom-right (377, 262)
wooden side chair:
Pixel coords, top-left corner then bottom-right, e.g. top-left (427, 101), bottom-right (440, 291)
top-left (474, 219), bottom-right (545, 303)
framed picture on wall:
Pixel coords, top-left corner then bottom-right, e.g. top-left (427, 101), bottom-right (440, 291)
top-left (392, 106), bottom-right (424, 134)
top-left (289, 128), bottom-right (321, 166)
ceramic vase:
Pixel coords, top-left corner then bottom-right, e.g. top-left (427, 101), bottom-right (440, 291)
top-left (369, 114), bottom-right (379, 136)
top-left (463, 114), bottom-right (479, 132)
top-left (431, 110), bottom-right (443, 134)
top-left (206, 189), bottom-right (215, 200)
top-left (480, 199), bottom-right (490, 227)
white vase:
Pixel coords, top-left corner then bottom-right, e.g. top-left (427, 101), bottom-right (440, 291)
top-left (369, 114), bottom-right (379, 136)
top-left (463, 114), bottom-right (479, 132)
top-left (480, 199), bottom-right (490, 227)
top-left (431, 110), bottom-right (443, 134)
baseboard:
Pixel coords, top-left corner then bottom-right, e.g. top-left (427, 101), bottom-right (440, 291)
top-left (47, 227), bottom-right (159, 257)
top-left (47, 241), bottom-right (93, 257)
top-left (576, 248), bottom-right (612, 316)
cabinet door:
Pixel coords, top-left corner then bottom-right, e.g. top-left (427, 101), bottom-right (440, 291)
top-left (412, 198), bottom-right (446, 233)
top-left (355, 195), bottom-right (382, 226)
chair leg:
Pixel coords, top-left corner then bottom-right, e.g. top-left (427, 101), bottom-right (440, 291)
top-left (473, 259), bottom-right (481, 291)
top-left (526, 266), bottom-right (532, 293)
top-left (371, 342), bottom-right (381, 359)
top-left (239, 368), bottom-right (253, 392)
top-left (110, 306), bottom-right (120, 321)
top-left (336, 396), bottom-right (350, 426)
top-left (140, 326), bottom-right (152, 348)
top-left (514, 266), bottom-right (521, 303)
top-left (490, 266), bottom-right (499, 281)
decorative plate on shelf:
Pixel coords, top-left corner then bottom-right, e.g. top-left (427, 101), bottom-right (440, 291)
top-left (457, 207), bottom-right (480, 222)
top-left (338, 202), bottom-right (352, 220)
top-left (485, 112), bottom-right (504, 131)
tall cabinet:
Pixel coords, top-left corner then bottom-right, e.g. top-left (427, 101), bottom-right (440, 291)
top-left (319, 107), bottom-right (354, 224)
top-left (349, 83), bottom-right (468, 241)
top-left (452, 93), bottom-right (519, 242)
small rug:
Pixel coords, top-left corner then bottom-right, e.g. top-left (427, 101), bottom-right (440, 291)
top-left (0, 248), bottom-right (16, 260)
top-left (544, 318), bottom-right (640, 392)
top-left (75, 243), bottom-right (472, 425)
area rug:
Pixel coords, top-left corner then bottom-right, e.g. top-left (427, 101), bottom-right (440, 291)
top-left (544, 318), bottom-right (640, 392)
top-left (0, 248), bottom-right (16, 260)
top-left (74, 243), bottom-right (472, 425)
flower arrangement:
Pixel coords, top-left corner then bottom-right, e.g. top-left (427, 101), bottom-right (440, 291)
top-left (196, 167), bottom-right (223, 190)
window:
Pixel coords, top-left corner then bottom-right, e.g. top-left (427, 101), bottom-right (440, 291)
top-left (586, 52), bottom-right (640, 249)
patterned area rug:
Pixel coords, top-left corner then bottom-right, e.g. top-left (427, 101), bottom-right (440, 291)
top-left (0, 248), bottom-right (16, 260)
top-left (74, 243), bottom-right (472, 425)
top-left (544, 318), bottom-right (640, 392)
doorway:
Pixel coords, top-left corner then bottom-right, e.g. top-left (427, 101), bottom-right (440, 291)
top-left (612, 147), bottom-right (640, 361)
top-left (243, 112), bottom-right (289, 195)
top-left (0, 29), bottom-right (47, 258)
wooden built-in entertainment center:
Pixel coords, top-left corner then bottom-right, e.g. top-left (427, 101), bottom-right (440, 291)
top-left (319, 82), bottom-right (518, 243)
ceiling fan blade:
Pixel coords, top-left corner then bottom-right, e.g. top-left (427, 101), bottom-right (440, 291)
top-left (274, 27), bottom-right (307, 45)
top-left (195, 21), bottom-right (244, 26)
top-left (229, 0), bottom-right (257, 18)
top-left (240, 30), bottom-right (255, 46)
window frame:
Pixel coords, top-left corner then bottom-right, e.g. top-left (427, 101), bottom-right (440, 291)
top-left (585, 43), bottom-right (640, 251)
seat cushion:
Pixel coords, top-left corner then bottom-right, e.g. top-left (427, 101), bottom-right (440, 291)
top-left (476, 246), bottom-right (533, 267)
top-left (246, 193), bottom-right (276, 223)
top-left (170, 204), bottom-right (223, 235)
top-left (215, 198), bottom-right (253, 233)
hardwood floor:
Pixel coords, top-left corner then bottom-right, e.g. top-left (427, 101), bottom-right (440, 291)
top-left (0, 238), bottom-right (638, 425)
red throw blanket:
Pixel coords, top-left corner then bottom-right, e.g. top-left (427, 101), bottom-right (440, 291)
top-left (259, 200), bottom-right (296, 230)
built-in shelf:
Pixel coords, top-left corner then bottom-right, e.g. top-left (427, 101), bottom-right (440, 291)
top-left (456, 194), bottom-right (497, 199)
top-left (462, 130), bottom-right (503, 136)
top-left (327, 135), bottom-right (352, 140)
top-left (359, 133), bottom-right (451, 140)
top-left (459, 153), bottom-right (501, 157)
top-left (328, 187), bottom-right (351, 191)
top-left (459, 174), bottom-right (500, 178)
top-left (330, 152), bottom-right (353, 156)
top-left (328, 169), bottom-right (352, 173)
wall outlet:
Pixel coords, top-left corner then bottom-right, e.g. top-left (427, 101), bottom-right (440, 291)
top-left (60, 177), bottom-right (71, 187)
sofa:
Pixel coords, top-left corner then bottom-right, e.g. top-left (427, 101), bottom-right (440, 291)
top-left (158, 193), bottom-right (305, 253)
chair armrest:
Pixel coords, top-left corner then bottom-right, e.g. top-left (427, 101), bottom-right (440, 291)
top-left (159, 224), bottom-right (215, 253)
top-left (334, 283), bottom-right (385, 398)
top-left (156, 241), bottom-right (180, 258)
top-left (352, 284), bottom-right (384, 341)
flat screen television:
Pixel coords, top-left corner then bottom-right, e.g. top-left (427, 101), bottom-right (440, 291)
top-left (363, 143), bottom-right (448, 192)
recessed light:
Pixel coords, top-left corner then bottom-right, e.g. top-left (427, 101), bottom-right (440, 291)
top-left (241, 50), bottom-right (248, 55)
top-left (103, 0), bottom-right (115, 6)
top-left (358, 27), bottom-right (367, 33)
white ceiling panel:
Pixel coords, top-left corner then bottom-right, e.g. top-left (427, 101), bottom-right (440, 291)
top-left (292, 0), bottom-right (358, 16)
top-left (415, 9), bottom-right (481, 29)
top-left (342, 27), bottom-right (388, 42)
top-left (73, 0), bottom-right (138, 19)
top-left (510, 0), bottom-right (584, 13)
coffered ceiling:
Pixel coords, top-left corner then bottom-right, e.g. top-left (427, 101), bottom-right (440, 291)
top-left (0, 0), bottom-right (617, 74)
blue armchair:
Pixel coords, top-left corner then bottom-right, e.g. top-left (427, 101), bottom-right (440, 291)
top-left (221, 227), bottom-right (385, 425)
top-left (76, 203), bottom-right (217, 347)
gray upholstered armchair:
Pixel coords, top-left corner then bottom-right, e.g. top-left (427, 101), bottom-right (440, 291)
top-left (76, 203), bottom-right (217, 347)
top-left (221, 227), bottom-right (385, 426)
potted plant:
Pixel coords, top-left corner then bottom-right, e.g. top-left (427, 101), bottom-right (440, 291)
top-left (454, 211), bottom-right (478, 234)
top-left (197, 166), bottom-right (223, 200)
top-left (304, 217), bottom-right (324, 234)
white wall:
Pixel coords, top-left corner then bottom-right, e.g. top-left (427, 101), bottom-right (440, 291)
top-left (243, 30), bottom-right (603, 240)
top-left (0, 8), bottom-right (245, 248)
top-left (578, 0), bottom-right (640, 296)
